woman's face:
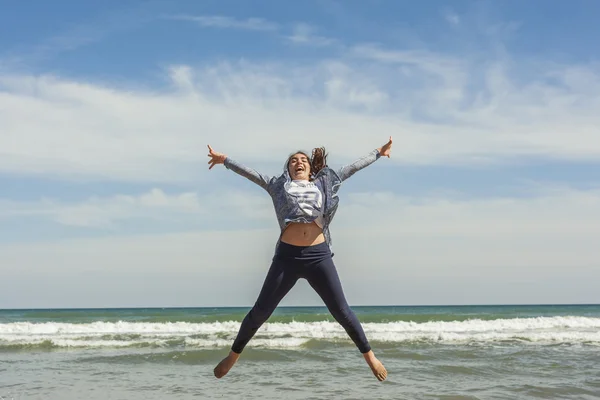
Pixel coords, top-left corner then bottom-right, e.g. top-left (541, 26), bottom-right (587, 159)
top-left (288, 153), bottom-right (311, 181)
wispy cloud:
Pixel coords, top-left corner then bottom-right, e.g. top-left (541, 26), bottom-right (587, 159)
top-left (0, 189), bottom-right (201, 228)
top-left (285, 23), bottom-right (337, 47)
top-left (444, 9), bottom-right (461, 26)
top-left (0, 188), bottom-right (272, 229)
top-left (2, 184), bottom-right (600, 242)
top-left (172, 15), bottom-right (279, 31)
top-left (1, 50), bottom-right (600, 183)
top-left (1, 4), bottom-right (157, 65)
top-left (351, 44), bottom-right (464, 76)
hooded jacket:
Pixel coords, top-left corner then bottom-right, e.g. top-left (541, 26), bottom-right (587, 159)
top-left (223, 149), bottom-right (381, 250)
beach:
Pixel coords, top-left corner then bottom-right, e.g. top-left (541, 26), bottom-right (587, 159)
top-left (2, 305), bottom-right (600, 399)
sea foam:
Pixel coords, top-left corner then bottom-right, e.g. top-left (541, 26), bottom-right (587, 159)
top-left (1, 316), bottom-right (599, 349)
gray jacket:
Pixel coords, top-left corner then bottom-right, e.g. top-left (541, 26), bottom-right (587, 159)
top-left (224, 149), bottom-right (382, 250)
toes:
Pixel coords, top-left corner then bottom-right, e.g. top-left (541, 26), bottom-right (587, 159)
top-left (375, 366), bottom-right (387, 381)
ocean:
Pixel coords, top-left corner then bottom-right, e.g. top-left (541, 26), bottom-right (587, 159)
top-left (1, 305), bottom-right (600, 399)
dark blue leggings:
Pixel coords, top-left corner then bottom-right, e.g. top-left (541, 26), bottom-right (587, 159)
top-left (231, 241), bottom-right (371, 354)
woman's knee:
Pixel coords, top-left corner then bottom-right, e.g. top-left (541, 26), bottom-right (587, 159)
top-left (249, 303), bottom-right (275, 323)
top-left (331, 303), bottom-right (354, 324)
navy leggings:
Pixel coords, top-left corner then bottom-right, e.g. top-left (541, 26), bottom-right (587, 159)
top-left (231, 241), bottom-right (371, 354)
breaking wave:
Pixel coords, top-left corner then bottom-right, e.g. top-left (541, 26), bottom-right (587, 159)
top-left (2, 316), bottom-right (600, 350)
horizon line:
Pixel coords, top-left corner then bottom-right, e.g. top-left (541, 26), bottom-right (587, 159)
top-left (1, 303), bottom-right (599, 311)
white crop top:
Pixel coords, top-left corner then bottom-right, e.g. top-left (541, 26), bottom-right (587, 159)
top-left (284, 180), bottom-right (324, 228)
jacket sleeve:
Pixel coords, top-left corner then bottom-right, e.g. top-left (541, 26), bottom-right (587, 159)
top-left (336, 149), bottom-right (381, 182)
top-left (223, 157), bottom-right (272, 191)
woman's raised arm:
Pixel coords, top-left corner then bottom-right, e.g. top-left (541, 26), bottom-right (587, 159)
top-left (207, 145), bottom-right (272, 191)
top-left (336, 137), bottom-right (393, 182)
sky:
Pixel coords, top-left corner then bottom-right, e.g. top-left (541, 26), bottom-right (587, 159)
top-left (1, 0), bottom-right (599, 309)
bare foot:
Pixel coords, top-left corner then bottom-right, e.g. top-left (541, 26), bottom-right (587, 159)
top-left (213, 351), bottom-right (240, 378)
top-left (363, 350), bottom-right (387, 381)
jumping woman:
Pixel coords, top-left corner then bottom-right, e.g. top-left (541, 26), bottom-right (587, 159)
top-left (207, 137), bottom-right (393, 381)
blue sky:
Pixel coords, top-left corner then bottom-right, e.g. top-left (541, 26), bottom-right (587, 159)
top-left (1, 0), bottom-right (599, 308)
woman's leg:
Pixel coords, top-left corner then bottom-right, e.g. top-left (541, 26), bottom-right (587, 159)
top-left (231, 258), bottom-right (298, 353)
top-left (214, 256), bottom-right (298, 378)
top-left (305, 256), bottom-right (388, 381)
top-left (305, 256), bottom-right (370, 353)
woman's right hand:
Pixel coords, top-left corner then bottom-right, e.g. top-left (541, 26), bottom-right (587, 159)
top-left (207, 145), bottom-right (227, 169)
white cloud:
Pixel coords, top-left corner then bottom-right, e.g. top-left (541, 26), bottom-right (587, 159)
top-left (1, 185), bottom-right (599, 308)
top-left (1, 44), bottom-right (600, 183)
top-left (322, 62), bottom-right (389, 109)
top-left (285, 23), bottom-right (337, 47)
top-left (0, 188), bottom-right (273, 228)
top-left (3, 182), bottom-right (600, 239)
top-left (337, 187), bottom-right (600, 238)
top-left (172, 15), bottom-right (279, 31)
top-left (351, 44), bottom-right (469, 105)
top-left (0, 189), bottom-right (198, 228)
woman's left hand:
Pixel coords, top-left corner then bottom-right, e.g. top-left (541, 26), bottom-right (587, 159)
top-left (378, 136), bottom-right (393, 158)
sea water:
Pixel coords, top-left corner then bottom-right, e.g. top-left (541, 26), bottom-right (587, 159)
top-left (1, 305), bottom-right (600, 399)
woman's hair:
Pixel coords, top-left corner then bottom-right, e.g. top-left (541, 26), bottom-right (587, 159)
top-left (287, 147), bottom-right (328, 179)
top-left (310, 147), bottom-right (328, 177)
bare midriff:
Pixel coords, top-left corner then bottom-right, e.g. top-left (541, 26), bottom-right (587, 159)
top-left (280, 222), bottom-right (325, 247)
